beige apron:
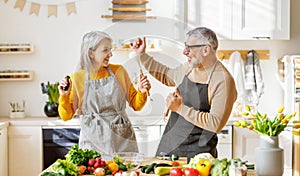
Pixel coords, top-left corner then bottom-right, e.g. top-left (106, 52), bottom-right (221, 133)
top-left (78, 67), bottom-right (138, 160)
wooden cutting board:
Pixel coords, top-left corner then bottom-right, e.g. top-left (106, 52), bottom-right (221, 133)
top-left (112, 0), bottom-right (149, 5)
top-left (141, 157), bottom-right (188, 166)
top-left (108, 7), bottom-right (151, 12)
top-left (101, 14), bottom-right (156, 20)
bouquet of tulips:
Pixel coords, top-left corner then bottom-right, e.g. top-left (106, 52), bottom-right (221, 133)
top-left (234, 105), bottom-right (300, 136)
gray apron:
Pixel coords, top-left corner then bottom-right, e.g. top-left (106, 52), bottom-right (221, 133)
top-left (156, 65), bottom-right (218, 162)
top-left (78, 67), bottom-right (138, 160)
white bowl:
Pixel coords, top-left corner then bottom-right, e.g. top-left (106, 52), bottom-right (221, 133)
top-left (114, 152), bottom-right (144, 171)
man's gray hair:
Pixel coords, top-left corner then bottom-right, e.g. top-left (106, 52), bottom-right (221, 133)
top-left (186, 27), bottom-right (218, 51)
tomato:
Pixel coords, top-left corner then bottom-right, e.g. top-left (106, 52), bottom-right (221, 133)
top-left (170, 168), bottom-right (183, 176)
top-left (183, 168), bottom-right (199, 176)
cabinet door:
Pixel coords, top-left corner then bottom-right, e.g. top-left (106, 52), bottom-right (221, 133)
top-left (0, 128), bottom-right (8, 176)
top-left (232, 0), bottom-right (290, 40)
top-left (187, 0), bottom-right (232, 40)
top-left (8, 126), bottom-right (42, 176)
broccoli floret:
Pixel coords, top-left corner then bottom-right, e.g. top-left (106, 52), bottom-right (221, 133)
top-left (210, 158), bottom-right (230, 176)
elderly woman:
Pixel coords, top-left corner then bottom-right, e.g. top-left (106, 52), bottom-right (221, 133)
top-left (58, 31), bottom-right (151, 159)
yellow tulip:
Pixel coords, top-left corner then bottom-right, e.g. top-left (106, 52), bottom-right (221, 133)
top-left (278, 113), bottom-right (284, 120)
top-left (278, 106), bottom-right (284, 113)
top-left (292, 129), bottom-right (300, 136)
top-left (245, 105), bottom-right (251, 111)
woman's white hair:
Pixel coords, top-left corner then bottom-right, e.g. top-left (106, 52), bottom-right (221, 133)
top-left (79, 31), bottom-right (112, 72)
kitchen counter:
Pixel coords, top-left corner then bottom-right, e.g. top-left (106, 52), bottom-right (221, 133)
top-left (0, 121), bottom-right (9, 129)
top-left (0, 115), bottom-right (167, 127)
top-left (0, 115), bottom-right (240, 127)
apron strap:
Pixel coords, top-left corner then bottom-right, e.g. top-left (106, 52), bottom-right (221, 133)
top-left (206, 60), bottom-right (218, 84)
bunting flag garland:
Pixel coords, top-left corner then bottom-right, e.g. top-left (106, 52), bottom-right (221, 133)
top-left (66, 2), bottom-right (76, 15)
top-left (8, 0), bottom-right (79, 17)
top-left (14, 0), bottom-right (26, 11)
top-left (29, 2), bottom-right (40, 15)
top-left (48, 5), bottom-right (57, 17)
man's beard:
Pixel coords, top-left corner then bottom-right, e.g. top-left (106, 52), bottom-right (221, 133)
top-left (189, 57), bottom-right (202, 68)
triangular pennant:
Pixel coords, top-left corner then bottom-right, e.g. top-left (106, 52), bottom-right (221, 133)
top-left (14, 0), bottom-right (26, 11)
top-left (48, 5), bottom-right (57, 17)
top-left (29, 2), bottom-right (40, 16)
top-left (66, 2), bottom-right (76, 15)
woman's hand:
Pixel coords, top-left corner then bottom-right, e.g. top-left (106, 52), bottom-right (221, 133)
top-left (138, 73), bottom-right (151, 95)
top-left (166, 89), bottom-right (182, 112)
top-left (130, 37), bottom-right (146, 54)
top-left (59, 76), bottom-right (72, 95)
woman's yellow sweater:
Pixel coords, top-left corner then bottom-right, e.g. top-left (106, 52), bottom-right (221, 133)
top-left (58, 64), bottom-right (147, 121)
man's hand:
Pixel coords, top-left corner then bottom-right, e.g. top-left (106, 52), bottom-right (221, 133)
top-left (130, 37), bottom-right (146, 54)
top-left (166, 89), bottom-right (182, 112)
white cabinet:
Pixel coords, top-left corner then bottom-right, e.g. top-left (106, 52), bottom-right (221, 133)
top-left (217, 125), bottom-right (232, 159)
top-left (133, 125), bottom-right (163, 157)
top-left (8, 126), bottom-right (42, 176)
top-left (233, 126), bottom-right (293, 176)
top-left (232, 0), bottom-right (290, 40)
top-left (186, 0), bottom-right (290, 40)
top-left (187, 0), bottom-right (232, 40)
top-left (0, 125), bottom-right (8, 176)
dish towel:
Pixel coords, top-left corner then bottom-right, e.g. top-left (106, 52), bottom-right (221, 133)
top-left (227, 51), bottom-right (246, 103)
top-left (244, 50), bottom-right (264, 106)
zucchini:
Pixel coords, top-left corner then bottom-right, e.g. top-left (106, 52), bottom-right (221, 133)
top-left (154, 166), bottom-right (174, 176)
top-left (154, 163), bottom-right (172, 170)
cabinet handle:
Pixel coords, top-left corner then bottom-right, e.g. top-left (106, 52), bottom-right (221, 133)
top-left (252, 37), bottom-right (271, 40)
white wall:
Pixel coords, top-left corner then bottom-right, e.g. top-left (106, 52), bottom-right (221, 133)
top-left (0, 0), bottom-right (299, 117)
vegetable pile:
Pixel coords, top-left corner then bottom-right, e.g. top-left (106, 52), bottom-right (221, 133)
top-left (142, 153), bottom-right (251, 176)
top-left (41, 144), bottom-right (137, 176)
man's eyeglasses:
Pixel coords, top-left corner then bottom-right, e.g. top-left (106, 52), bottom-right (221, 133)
top-left (184, 42), bottom-right (207, 51)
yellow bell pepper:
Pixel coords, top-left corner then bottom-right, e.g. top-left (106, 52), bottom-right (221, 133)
top-left (196, 159), bottom-right (212, 176)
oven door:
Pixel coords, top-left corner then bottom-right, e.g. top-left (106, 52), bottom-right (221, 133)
top-left (42, 126), bottom-right (80, 169)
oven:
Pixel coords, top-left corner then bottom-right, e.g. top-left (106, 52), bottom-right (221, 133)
top-left (42, 126), bottom-right (80, 169)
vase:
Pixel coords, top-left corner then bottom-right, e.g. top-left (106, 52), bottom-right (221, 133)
top-left (255, 135), bottom-right (284, 176)
top-left (44, 102), bottom-right (59, 117)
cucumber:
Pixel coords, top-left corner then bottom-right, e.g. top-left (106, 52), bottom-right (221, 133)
top-left (145, 163), bottom-right (156, 174)
top-left (154, 167), bottom-right (174, 176)
top-left (141, 165), bottom-right (149, 173)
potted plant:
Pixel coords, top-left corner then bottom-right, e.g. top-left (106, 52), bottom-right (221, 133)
top-left (41, 81), bottom-right (60, 117)
top-left (9, 100), bottom-right (26, 118)
top-left (234, 105), bottom-right (299, 176)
